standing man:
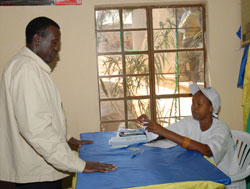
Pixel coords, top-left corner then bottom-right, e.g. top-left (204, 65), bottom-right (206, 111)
top-left (0, 16), bottom-right (117, 189)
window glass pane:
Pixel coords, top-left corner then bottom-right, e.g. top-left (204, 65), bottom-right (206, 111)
top-left (156, 98), bottom-right (179, 118)
top-left (178, 29), bottom-right (203, 49)
top-left (196, 83), bottom-right (205, 89)
top-left (98, 55), bottom-right (122, 76)
top-left (123, 9), bottom-right (147, 29)
top-left (177, 7), bottom-right (202, 29)
top-left (126, 76), bottom-right (150, 96)
top-left (125, 54), bottom-right (149, 75)
top-left (99, 77), bottom-right (123, 99)
top-left (153, 8), bottom-right (176, 29)
top-left (153, 29), bottom-right (177, 50)
top-left (154, 29), bottom-right (202, 50)
top-left (177, 7), bottom-right (203, 49)
top-left (155, 74), bottom-right (177, 95)
top-left (179, 82), bottom-right (190, 94)
top-left (154, 52), bottom-right (177, 74)
top-left (97, 32), bottom-right (121, 53)
top-left (127, 99), bottom-right (150, 119)
top-left (154, 51), bottom-right (204, 94)
top-left (180, 97), bottom-right (192, 116)
top-left (100, 100), bottom-right (125, 121)
top-left (128, 121), bottom-right (142, 129)
top-left (96, 9), bottom-right (120, 30)
top-left (178, 51), bottom-right (204, 85)
top-left (124, 31), bottom-right (148, 51)
top-left (101, 122), bottom-right (123, 131)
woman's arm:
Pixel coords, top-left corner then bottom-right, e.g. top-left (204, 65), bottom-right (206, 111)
top-left (137, 115), bottom-right (212, 157)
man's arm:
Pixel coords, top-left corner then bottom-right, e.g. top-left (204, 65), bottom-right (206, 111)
top-left (83, 162), bottom-right (117, 173)
top-left (11, 63), bottom-right (110, 173)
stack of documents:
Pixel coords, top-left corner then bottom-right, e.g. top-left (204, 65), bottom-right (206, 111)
top-left (109, 127), bottom-right (159, 148)
top-left (118, 128), bottom-right (145, 137)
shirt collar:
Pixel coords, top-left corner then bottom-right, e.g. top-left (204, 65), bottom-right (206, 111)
top-left (21, 47), bottom-right (52, 74)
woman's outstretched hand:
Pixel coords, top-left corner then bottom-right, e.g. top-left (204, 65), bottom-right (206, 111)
top-left (136, 114), bottom-right (165, 135)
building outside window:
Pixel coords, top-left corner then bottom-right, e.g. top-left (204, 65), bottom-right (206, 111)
top-left (95, 4), bottom-right (206, 131)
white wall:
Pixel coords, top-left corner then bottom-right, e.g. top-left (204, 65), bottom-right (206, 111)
top-left (206, 0), bottom-right (243, 130)
top-left (0, 0), bottom-right (243, 138)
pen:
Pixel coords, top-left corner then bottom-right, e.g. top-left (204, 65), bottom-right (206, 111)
top-left (131, 150), bottom-right (144, 159)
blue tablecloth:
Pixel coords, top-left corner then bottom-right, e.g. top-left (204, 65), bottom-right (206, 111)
top-left (76, 132), bottom-right (231, 189)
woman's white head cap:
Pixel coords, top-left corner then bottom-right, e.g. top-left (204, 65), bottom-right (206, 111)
top-left (189, 83), bottom-right (221, 118)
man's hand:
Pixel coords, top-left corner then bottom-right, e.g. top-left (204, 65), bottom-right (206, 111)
top-left (82, 161), bottom-right (117, 173)
top-left (68, 137), bottom-right (93, 149)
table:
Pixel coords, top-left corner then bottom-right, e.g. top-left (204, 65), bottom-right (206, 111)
top-left (76, 132), bottom-right (231, 189)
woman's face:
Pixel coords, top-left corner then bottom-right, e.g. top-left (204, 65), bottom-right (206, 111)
top-left (191, 91), bottom-right (213, 121)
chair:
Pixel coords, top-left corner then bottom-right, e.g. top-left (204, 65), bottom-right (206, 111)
top-left (226, 130), bottom-right (250, 189)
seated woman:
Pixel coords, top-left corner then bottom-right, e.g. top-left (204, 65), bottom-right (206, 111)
top-left (137, 83), bottom-right (235, 174)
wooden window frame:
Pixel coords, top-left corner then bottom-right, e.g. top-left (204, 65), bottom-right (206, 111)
top-left (95, 4), bottom-right (207, 131)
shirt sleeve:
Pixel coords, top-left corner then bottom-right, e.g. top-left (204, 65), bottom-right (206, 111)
top-left (205, 123), bottom-right (230, 165)
top-left (166, 118), bottom-right (189, 136)
top-left (11, 62), bottom-right (85, 173)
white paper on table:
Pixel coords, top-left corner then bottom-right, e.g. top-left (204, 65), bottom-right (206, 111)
top-left (109, 135), bottom-right (147, 146)
top-left (144, 139), bottom-right (177, 149)
top-left (141, 122), bottom-right (159, 142)
top-left (144, 129), bottom-right (159, 142)
top-left (111, 144), bottom-right (128, 149)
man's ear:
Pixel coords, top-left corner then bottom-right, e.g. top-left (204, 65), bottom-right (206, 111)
top-left (33, 34), bottom-right (41, 44)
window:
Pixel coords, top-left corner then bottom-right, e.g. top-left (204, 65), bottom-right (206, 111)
top-left (95, 5), bottom-right (206, 131)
